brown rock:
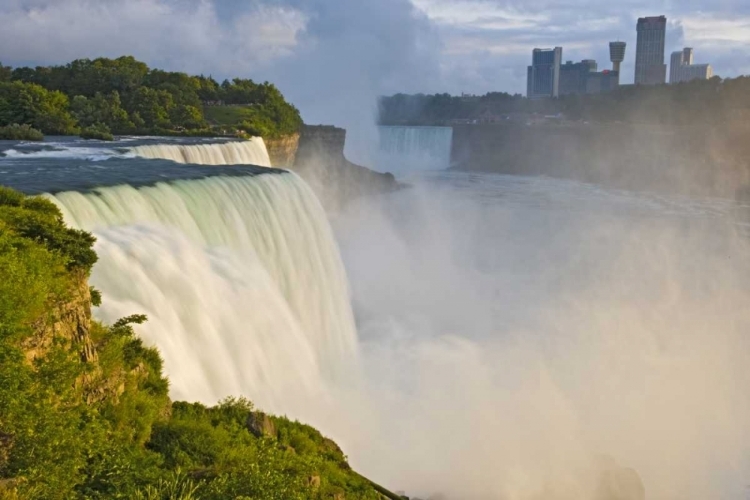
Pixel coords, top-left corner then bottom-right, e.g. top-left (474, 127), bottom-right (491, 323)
top-left (265, 133), bottom-right (300, 167)
top-left (307, 475), bottom-right (321, 488)
top-left (246, 412), bottom-right (277, 439)
top-left (0, 432), bottom-right (13, 469)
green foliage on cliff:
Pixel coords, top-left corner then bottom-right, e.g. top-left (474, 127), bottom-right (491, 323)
top-left (0, 57), bottom-right (302, 138)
top-left (0, 188), bottom-right (384, 500)
top-left (0, 188), bottom-right (72, 342)
top-left (202, 80), bottom-right (303, 138)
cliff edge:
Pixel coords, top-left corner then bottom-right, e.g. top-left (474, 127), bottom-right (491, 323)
top-left (281, 125), bottom-right (398, 210)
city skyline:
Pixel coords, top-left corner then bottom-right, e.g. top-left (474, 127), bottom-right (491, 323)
top-left (526, 14), bottom-right (718, 98)
top-left (0, 1), bottom-right (748, 126)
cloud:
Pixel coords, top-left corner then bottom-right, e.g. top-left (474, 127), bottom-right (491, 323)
top-left (0, 0), bottom-right (749, 122)
top-left (414, 0), bottom-right (750, 93)
top-left (0, 0), bottom-right (442, 129)
top-left (264, 0), bottom-right (441, 125)
top-left (0, 0), bottom-right (306, 75)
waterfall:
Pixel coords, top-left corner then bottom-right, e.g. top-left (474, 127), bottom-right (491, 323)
top-left (49, 173), bottom-right (356, 410)
top-left (131, 137), bottom-right (272, 167)
top-left (377, 126), bottom-right (453, 173)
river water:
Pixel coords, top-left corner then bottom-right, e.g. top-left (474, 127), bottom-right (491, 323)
top-left (2, 135), bottom-right (750, 499)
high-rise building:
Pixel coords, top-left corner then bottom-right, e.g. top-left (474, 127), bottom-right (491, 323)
top-left (559, 60), bottom-right (598, 96)
top-left (582, 60), bottom-right (598, 72)
top-left (609, 42), bottom-right (627, 77)
top-left (586, 70), bottom-right (620, 94)
top-left (527, 47), bottom-right (563, 99)
top-left (634, 16), bottom-right (667, 85)
top-left (670, 48), bottom-right (713, 83)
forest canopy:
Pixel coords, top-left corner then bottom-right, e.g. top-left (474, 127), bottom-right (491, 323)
top-left (0, 56), bottom-right (302, 138)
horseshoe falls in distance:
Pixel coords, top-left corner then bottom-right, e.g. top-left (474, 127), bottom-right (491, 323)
top-left (366, 126), bottom-right (453, 175)
top-left (49, 172), bottom-right (358, 413)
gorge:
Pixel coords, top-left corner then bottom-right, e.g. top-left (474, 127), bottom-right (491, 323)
top-left (3, 110), bottom-right (750, 500)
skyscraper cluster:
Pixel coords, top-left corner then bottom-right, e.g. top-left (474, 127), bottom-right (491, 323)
top-left (526, 15), bottom-right (714, 98)
top-left (670, 48), bottom-right (713, 84)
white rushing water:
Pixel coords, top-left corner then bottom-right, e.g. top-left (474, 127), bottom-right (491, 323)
top-left (49, 173), bottom-right (356, 410)
top-left (376, 126), bottom-right (453, 173)
top-left (131, 137), bottom-right (272, 167)
top-left (330, 173), bottom-right (750, 500)
top-left (48, 163), bottom-right (750, 500)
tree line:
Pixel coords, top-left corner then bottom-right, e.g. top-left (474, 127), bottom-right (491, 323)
top-left (0, 56), bottom-right (302, 138)
top-left (378, 76), bottom-right (750, 127)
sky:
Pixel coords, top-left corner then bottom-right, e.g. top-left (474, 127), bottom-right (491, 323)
top-left (1, 0), bottom-right (749, 125)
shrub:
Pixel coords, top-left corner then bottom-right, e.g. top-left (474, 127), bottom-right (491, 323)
top-left (80, 123), bottom-right (114, 141)
top-left (0, 124), bottom-right (44, 141)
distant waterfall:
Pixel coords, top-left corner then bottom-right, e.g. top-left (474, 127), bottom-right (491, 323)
top-left (377, 126), bottom-right (453, 173)
top-left (131, 137), bottom-right (272, 167)
top-left (49, 173), bottom-right (356, 410)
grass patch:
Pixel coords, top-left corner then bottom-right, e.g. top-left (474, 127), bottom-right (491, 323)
top-left (202, 105), bottom-right (257, 127)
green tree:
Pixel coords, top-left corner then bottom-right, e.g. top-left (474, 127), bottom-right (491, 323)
top-left (169, 105), bottom-right (204, 130)
top-left (0, 63), bottom-right (11, 82)
top-left (4, 56), bottom-right (303, 137)
top-left (196, 75), bottom-right (221, 102)
top-left (127, 87), bottom-right (173, 129)
top-left (0, 81), bottom-right (76, 134)
top-left (71, 91), bottom-right (133, 133)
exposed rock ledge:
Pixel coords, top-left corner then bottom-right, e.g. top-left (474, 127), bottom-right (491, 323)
top-left (265, 133), bottom-right (300, 167)
top-left (271, 125), bottom-right (399, 210)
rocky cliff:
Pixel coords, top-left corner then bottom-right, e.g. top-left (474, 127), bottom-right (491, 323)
top-left (23, 272), bottom-right (95, 365)
top-left (264, 133), bottom-right (300, 167)
top-left (452, 122), bottom-right (750, 199)
top-left (280, 125), bottom-right (399, 210)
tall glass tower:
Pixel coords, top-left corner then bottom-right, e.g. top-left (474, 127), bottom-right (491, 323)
top-left (634, 16), bottom-right (667, 85)
top-left (527, 47), bottom-right (563, 99)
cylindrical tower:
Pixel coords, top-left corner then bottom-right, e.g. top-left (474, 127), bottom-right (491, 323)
top-left (609, 41), bottom-right (627, 73)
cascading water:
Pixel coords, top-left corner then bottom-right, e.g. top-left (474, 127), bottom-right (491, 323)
top-left (131, 137), bottom-right (272, 167)
top-left (49, 173), bottom-right (356, 411)
top-left (376, 126), bottom-right (453, 173)
top-left (26, 133), bottom-right (750, 499)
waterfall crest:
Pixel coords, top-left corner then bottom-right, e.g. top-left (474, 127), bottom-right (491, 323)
top-left (377, 126), bottom-right (453, 172)
top-left (131, 137), bottom-right (272, 167)
top-left (49, 173), bottom-right (356, 409)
